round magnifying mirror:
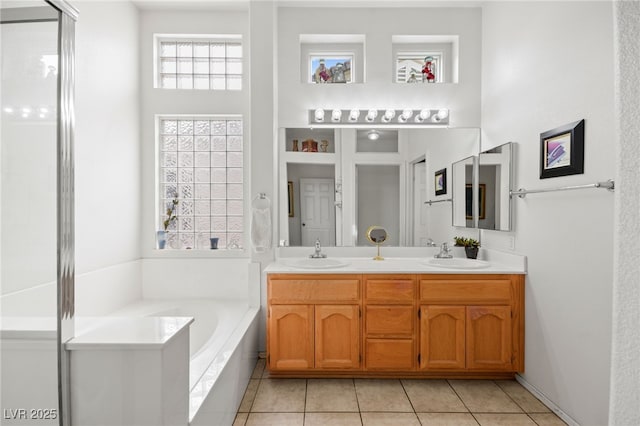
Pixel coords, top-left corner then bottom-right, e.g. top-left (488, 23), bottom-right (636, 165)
top-left (366, 225), bottom-right (388, 260)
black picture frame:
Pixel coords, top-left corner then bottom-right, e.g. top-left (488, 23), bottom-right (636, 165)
top-left (434, 168), bottom-right (447, 196)
top-left (540, 119), bottom-right (585, 179)
top-left (287, 181), bottom-right (294, 217)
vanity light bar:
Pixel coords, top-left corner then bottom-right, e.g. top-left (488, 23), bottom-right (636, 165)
top-left (309, 108), bottom-right (449, 126)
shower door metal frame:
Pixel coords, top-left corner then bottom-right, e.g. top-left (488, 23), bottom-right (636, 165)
top-left (1, 2), bottom-right (78, 425)
top-left (49, 2), bottom-right (78, 425)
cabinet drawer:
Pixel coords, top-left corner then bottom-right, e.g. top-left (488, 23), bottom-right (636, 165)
top-left (365, 339), bottom-right (414, 370)
top-left (269, 278), bottom-right (359, 303)
top-left (420, 279), bottom-right (512, 304)
top-left (366, 306), bottom-right (414, 336)
top-left (365, 279), bottom-right (415, 303)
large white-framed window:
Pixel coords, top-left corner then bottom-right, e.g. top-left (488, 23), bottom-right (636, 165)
top-left (154, 34), bottom-right (243, 90)
top-left (157, 115), bottom-right (244, 250)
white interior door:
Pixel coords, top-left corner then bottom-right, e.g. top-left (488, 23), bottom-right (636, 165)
top-left (300, 178), bottom-right (335, 246)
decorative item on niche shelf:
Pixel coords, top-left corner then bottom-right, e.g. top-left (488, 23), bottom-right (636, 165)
top-left (292, 139), bottom-right (299, 152)
top-left (320, 140), bottom-right (329, 152)
top-left (434, 168), bottom-right (447, 196)
top-left (540, 119), bottom-right (585, 179)
top-left (302, 139), bottom-right (318, 152)
top-left (454, 236), bottom-right (480, 259)
top-left (422, 56), bottom-right (436, 83)
top-left (311, 56), bottom-right (352, 84)
top-left (158, 196), bottom-right (179, 249)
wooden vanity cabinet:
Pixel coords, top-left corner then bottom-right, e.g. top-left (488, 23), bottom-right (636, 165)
top-left (363, 275), bottom-right (416, 370)
top-left (419, 274), bottom-right (524, 373)
top-left (267, 274), bottom-right (361, 372)
top-left (267, 272), bottom-right (524, 377)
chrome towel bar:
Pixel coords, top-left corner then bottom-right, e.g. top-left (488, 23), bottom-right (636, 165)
top-left (424, 198), bottom-right (453, 205)
top-left (510, 179), bottom-right (615, 199)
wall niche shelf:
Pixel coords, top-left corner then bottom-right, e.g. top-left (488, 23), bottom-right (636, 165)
top-left (285, 128), bottom-right (336, 154)
top-left (300, 34), bottom-right (365, 84)
top-left (392, 35), bottom-right (459, 84)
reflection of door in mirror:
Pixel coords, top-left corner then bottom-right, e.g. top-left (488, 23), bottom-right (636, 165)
top-left (357, 165), bottom-right (400, 246)
top-left (299, 178), bottom-right (336, 246)
top-left (412, 161), bottom-right (428, 246)
top-left (287, 164), bottom-right (336, 245)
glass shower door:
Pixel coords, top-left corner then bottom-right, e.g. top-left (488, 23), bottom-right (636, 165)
top-left (1, 3), bottom-right (60, 424)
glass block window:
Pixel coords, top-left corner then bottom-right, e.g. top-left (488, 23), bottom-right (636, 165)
top-left (159, 116), bottom-right (244, 250)
top-left (156, 36), bottom-right (242, 90)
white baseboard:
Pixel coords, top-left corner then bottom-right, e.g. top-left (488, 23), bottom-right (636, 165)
top-left (515, 374), bottom-right (580, 426)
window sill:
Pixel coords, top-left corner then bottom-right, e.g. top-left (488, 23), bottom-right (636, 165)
top-left (145, 248), bottom-right (249, 259)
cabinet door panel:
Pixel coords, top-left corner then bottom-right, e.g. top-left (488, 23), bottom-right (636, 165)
top-left (420, 306), bottom-right (465, 370)
top-left (366, 306), bottom-right (414, 337)
top-left (365, 339), bottom-right (414, 370)
top-left (315, 305), bottom-right (360, 369)
top-left (269, 305), bottom-right (314, 370)
top-left (466, 306), bottom-right (512, 370)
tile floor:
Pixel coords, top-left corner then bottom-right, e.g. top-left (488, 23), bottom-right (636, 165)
top-left (233, 359), bottom-right (567, 426)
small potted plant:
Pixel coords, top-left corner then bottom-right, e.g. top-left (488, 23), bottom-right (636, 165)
top-left (454, 236), bottom-right (480, 259)
top-left (157, 197), bottom-right (178, 249)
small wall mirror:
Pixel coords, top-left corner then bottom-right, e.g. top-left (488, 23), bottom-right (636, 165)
top-left (366, 225), bottom-right (388, 260)
top-left (478, 142), bottom-right (513, 231)
top-left (452, 155), bottom-right (476, 228)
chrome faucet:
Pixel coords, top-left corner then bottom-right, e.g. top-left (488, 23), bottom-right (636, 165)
top-left (434, 242), bottom-right (453, 259)
top-left (310, 238), bottom-right (327, 258)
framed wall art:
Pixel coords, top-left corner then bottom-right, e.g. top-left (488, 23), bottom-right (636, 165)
top-left (435, 168), bottom-right (447, 196)
top-left (540, 119), bottom-right (585, 179)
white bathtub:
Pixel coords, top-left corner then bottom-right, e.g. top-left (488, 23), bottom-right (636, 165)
top-left (109, 298), bottom-right (259, 426)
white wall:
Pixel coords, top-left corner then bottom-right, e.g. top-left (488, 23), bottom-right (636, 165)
top-left (73, 1), bottom-right (142, 314)
top-left (277, 6), bottom-right (481, 128)
top-left (481, 2), bottom-right (614, 425)
top-left (609, 1), bottom-right (640, 424)
top-left (138, 8), bottom-right (250, 257)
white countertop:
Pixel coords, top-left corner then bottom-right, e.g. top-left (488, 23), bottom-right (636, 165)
top-left (265, 251), bottom-right (526, 275)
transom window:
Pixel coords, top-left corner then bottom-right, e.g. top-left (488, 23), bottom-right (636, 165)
top-left (155, 35), bottom-right (242, 90)
top-left (158, 116), bottom-right (244, 250)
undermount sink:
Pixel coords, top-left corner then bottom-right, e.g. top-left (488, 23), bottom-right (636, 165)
top-left (424, 258), bottom-right (491, 270)
top-left (284, 258), bottom-right (350, 270)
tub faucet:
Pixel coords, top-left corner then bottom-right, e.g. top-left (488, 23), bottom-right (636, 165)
top-left (310, 238), bottom-right (327, 258)
top-left (434, 242), bottom-right (453, 259)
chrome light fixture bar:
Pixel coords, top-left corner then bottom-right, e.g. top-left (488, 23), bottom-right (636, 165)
top-left (309, 108), bottom-right (449, 126)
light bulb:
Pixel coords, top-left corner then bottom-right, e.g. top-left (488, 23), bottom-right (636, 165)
top-left (436, 109), bottom-right (449, 120)
top-left (382, 109), bottom-right (395, 123)
top-left (314, 108), bottom-right (325, 122)
top-left (365, 109), bottom-right (378, 122)
top-left (415, 109), bottom-right (431, 123)
top-left (348, 109), bottom-right (360, 122)
top-left (3, 107), bottom-right (14, 114)
top-left (398, 109), bottom-right (413, 123)
top-left (331, 109), bottom-right (342, 122)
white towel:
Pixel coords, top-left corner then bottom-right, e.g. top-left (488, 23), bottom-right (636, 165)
top-left (251, 196), bottom-right (272, 252)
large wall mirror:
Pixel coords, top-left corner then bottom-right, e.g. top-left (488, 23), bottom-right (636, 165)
top-left (278, 127), bottom-right (480, 247)
top-left (478, 142), bottom-right (513, 231)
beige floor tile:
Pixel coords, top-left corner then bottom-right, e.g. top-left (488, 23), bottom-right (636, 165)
top-left (495, 380), bottom-right (551, 413)
top-left (251, 358), bottom-right (266, 379)
top-left (306, 379), bottom-right (359, 412)
top-left (474, 413), bottom-right (537, 426)
top-left (233, 412), bottom-right (248, 426)
top-left (417, 413), bottom-right (480, 426)
top-left (529, 413), bottom-right (568, 425)
top-left (401, 379), bottom-right (468, 412)
top-left (246, 412), bottom-right (304, 426)
top-left (355, 379), bottom-right (413, 412)
top-left (449, 380), bottom-right (523, 413)
top-left (361, 412), bottom-right (420, 426)
top-left (251, 379), bottom-right (307, 412)
top-left (238, 379), bottom-right (260, 412)
top-left (304, 412), bottom-right (363, 426)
